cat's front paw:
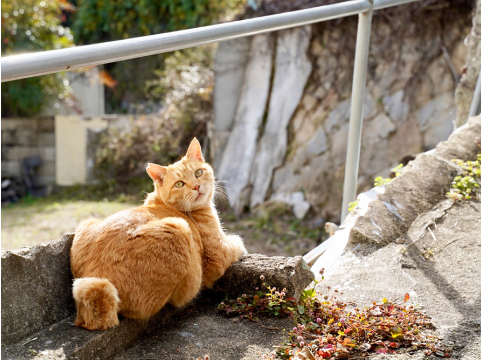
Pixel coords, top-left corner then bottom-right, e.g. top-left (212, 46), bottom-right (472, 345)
top-left (226, 234), bottom-right (247, 259)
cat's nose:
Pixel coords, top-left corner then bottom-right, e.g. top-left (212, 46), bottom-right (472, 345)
top-left (193, 184), bottom-right (200, 191)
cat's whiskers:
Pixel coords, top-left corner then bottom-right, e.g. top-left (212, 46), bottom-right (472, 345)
top-left (178, 196), bottom-right (200, 226)
top-left (213, 182), bottom-right (228, 202)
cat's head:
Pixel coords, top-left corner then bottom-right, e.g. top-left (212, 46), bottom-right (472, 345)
top-left (146, 138), bottom-right (215, 211)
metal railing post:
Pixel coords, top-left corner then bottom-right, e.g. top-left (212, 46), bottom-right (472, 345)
top-left (340, 5), bottom-right (373, 222)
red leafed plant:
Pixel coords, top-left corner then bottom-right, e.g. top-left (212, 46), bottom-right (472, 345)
top-left (218, 274), bottom-right (450, 359)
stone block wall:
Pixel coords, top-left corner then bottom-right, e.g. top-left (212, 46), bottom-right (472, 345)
top-left (212, 4), bottom-right (472, 222)
top-left (1, 117), bottom-right (56, 186)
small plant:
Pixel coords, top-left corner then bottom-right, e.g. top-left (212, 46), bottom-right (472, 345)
top-left (218, 276), bottom-right (296, 322)
top-left (219, 273), bottom-right (449, 359)
top-left (446, 154), bottom-right (481, 201)
top-left (374, 176), bottom-right (392, 187)
top-left (348, 200), bottom-right (359, 212)
top-left (391, 163), bottom-right (404, 177)
top-left (374, 164), bottom-right (404, 187)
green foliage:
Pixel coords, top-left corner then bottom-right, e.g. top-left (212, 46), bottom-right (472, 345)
top-left (219, 279), bottom-right (449, 359)
top-left (374, 164), bottom-right (404, 187)
top-left (73, 0), bottom-right (241, 44)
top-left (374, 176), bottom-right (392, 187)
top-left (446, 154), bottom-right (481, 201)
top-left (94, 47), bottom-right (214, 184)
top-left (348, 200), bottom-right (358, 212)
top-left (72, 0), bottom-right (243, 111)
top-left (1, 0), bottom-right (74, 116)
top-left (144, 46), bottom-right (214, 126)
top-left (391, 163), bottom-right (404, 177)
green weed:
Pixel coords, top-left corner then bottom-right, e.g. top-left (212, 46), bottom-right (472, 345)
top-left (446, 154), bottom-right (481, 201)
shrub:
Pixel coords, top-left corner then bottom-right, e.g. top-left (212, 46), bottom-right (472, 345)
top-left (94, 46), bottom-right (214, 184)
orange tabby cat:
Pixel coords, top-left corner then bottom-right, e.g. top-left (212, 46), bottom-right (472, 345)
top-left (70, 138), bottom-right (246, 330)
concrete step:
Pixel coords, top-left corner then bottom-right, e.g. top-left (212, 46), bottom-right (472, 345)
top-left (1, 306), bottom-right (178, 360)
top-left (114, 295), bottom-right (293, 360)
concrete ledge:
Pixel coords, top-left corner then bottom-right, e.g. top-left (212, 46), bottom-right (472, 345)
top-left (1, 307), bottom-right (177, 360)
top-left (1, 234), bottom-right (75, 345)
top-left (2, 235), bottom-right (313, 359)
top-left (350, 115), bottom-right (481, 248)
top-left (213, 254), bottom-right (314, 302)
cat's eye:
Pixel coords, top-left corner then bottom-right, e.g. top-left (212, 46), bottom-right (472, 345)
top-left (174, 181), bottom-right (184, 188)
top-left (195, 169), bottom-right (203, 178)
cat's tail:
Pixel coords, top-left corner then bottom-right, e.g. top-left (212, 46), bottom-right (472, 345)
top-left (72, 277), bottom-right (120, 330)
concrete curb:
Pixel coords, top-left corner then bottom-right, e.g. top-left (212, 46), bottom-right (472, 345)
top-left (1, 307), bottom-right (177, 360)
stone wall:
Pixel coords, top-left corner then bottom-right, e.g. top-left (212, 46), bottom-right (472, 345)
top-left (455, 0), bottom-right (481, 127)
top-left (212, 4), bottom-right (472, 222)
top-left (1, 118), bottom-right (56, 186)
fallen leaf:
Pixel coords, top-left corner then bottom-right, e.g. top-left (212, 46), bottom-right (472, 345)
top-left (404, 293), bottom-right (410, 302)
top-left (317, 350), bottom-right (331, 358)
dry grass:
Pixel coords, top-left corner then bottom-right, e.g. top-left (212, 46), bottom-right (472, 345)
top-left (1, 200), bottom-right (135, 251)
top-left (1, 197), bottom-right (325, 256)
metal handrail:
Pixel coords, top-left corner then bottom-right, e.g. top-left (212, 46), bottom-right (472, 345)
top-left (1, 0), bottom-right (416, 82)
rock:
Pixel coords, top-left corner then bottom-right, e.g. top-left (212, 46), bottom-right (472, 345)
top-left (298, 154), bottom-right (331, 191)
top-left (306, 127), bottom-right (327, 157)
top-left (250, 26), bottom-right (312, 208)
top-left (330, 122), bottom-right (350, 168)
top-left (217, 33), bottom-right (274, 212)
top-left (303, 94), bottom-right (318, 113)
top-left (387, 116), bottom-right (423, 164)
top-left (270, 191), bottom-right (311, 219)
top-left (455, 0), bottom-right (481, 127)
top-left (350, 115), bottom-right (481, 247)
top-left (423, 105), bottom-right (456, 150)
top-left (416, 92), bottom-right (456, 149)
top-left (324, 99), bottom-right (350, 134)
top-left (1, 234), bottom-right (75, 345)
top-left (363, 91), bottom-right (378, 120)
top-left (210, 4), bottom-right (470, 218)
top-left (212, 37), bottom-right (251, 170)
top-left (271, 165), bottom-right (299, 194)
top-left (359, 113), bottom-right (396, 176)
top-left (351, 153), bottom-right (458, 247)
top-left (383, 90), bottom-right (409, 123)
top-left (213, 254), bottom-right (315, 302)
top-left (363, 113), bottom-right (396, 142)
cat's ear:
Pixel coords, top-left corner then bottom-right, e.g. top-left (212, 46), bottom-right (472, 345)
top-left (185, 138), bottom-right (205, 162)
top-left (146, 163), bottom-right (167, 184)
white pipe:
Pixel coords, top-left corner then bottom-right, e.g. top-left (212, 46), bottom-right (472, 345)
top-left (341, 7), bottom-right (373, 222)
